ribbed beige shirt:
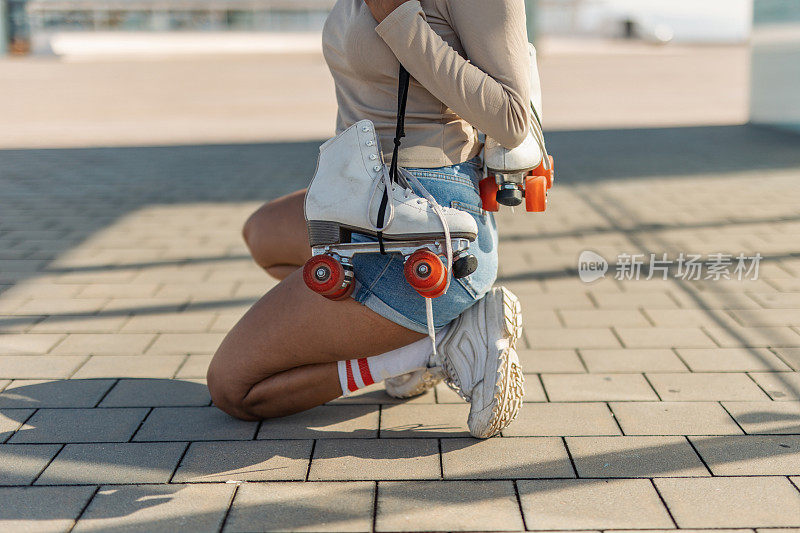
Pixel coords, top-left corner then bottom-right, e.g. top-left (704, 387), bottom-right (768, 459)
top-left (322, 0), bottom-right (531, 168)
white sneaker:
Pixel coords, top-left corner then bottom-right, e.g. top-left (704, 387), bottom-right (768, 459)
top-left (384, 368), bottom-right (441, 399)
top-left (305, 119), bottom-right (478, 246)
top-left (431, 286), bottom-right (524, 438)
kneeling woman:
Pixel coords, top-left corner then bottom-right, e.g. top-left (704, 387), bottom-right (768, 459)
top-left (207, 0), bottom-right (531, 438)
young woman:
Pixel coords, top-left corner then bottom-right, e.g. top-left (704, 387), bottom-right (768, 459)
top-left (207, 0), bottom-right (532, 438)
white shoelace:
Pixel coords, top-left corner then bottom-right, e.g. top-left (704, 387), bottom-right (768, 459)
top-left (368, 165), bottom-right (453, 356)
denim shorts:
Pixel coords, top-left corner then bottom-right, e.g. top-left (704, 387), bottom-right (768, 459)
top-left (350, 157), bottom-right (499, 333)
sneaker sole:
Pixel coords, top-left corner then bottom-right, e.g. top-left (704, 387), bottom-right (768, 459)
top-left (469, 286), bottom-right (526, 438)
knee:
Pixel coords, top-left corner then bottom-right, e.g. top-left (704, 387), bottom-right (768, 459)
top-left (206, 363), bottom-right (260, 422)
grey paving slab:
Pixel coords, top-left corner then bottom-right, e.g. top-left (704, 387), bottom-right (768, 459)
top-left (516, 349), bottom-right (586, 373)
top-left (749, 372), bottom-right (800, 400)
top-left (0, 486), bottom-right (97, 532)
top-left (518, 479), bottom-right (674, 530)
top-left (542, 373), bottom-right (658, 401)
top-left (99, 379), bottom-right (210, 407)
top-left (647, 372), bottom-right (770, 401)
top-left (329, 382), bottom-right (435, 405)
top-left (173, 354), bottom-right (213, 379)
top-left (134, 406), bottom-right (257, 441)
top-left (309, 438), bottom-right (439, 481)
top-left (376, 480), bottom-right (524, 532)
top-left (689, 435), bottom-right (800, 475)
top-left (524, 327), bottom-right (621, 349)
top-left (615, 327), bottom-right (717, 348)
top-left (654, 477), bottom-right (800, 528)
top-left (145, 333), bottom-right (226, 355)
top-left (72, 355), bottom-right (186, 379)
top-left (50, 333), bottom-right (156, 356)
top-left (441, 437), bottom-right (574, 479)
top-left (258, 405), bottom-right (379, 439)
top-left (1, 409), bottom-right (34, 442)
top-left (73, 483), bottom-right (235, 533)
top-left (503, 402), bottom-right (622, 436)
top-left (774, 348), bottom-right (800, 371)
top-left (723, 401), bottom-right (800, 434)
top-left (579, 348), bottom-right (688, 372)
top-left (172, 440), bottom-right (312, 482)
top-left (379, 403), bottom-right (471, 438)
top-left (0, 444), bottom-right (61, 485)
top-left (10, 408), bottom-right (148, 444)
top-left (610, 401), bottom-right (742, 435)
top-left (36, 442), bottom-right (187, 485)
top-left (120, 313), bottom-right (216, 333)
top-left (677, 348), bottom-right (792, 371)
top-left (0, 334), bottom-right (65, 356)
top-left (703, 325), bottom-right (800, 348)
top-left (0, 379), bottom-right (115, 408)
top-left (566, 436), bottom-right (709, 477)
top-left (29, 315), bottom-right (128, 334)
top-left (225, 481), bottom-right (374, 532)
top-left (0, 355), bottom-right (87, 379)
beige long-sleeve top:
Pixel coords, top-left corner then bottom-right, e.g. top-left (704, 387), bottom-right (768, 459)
top-left (322, 0), bottom-right (531, 168)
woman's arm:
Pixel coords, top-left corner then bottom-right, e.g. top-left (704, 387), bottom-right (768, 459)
top-left (369, 0), bottom-right (531, 149)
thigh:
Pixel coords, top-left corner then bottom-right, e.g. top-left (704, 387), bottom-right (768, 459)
top-left (244, 188), bottom-right (311, 270)
top-left (208, 268), bottom-right (425, 397)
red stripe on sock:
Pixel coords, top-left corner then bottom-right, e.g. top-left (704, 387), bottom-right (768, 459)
top-left (345, 360), bottom-right (358, 392)
top-left (357, 358), bottom-right (374, 386)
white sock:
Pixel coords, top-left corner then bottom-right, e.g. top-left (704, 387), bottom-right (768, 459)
top-left (338, 323), bottom-right (450, 396)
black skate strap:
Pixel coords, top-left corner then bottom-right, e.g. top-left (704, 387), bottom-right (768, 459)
top-left (376, 66), bottom-right (411, 254)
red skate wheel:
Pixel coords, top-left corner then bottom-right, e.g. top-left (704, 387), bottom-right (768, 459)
top-left (303, 255), bottom-right (345, 296)
top-left (525, 175), bottom-right (547, 212)
top-left (479, 177), bottom-right (500, 212)
top-left (325, 280), bottom-right (354, 301)
top-left (404, 249), bottom-right (447, 298)
top-left (533, 155), bottom-right (555, 189)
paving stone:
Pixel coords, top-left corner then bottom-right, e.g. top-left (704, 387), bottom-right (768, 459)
top-left (542, 373), bottom-right (658, 401)
top-left (225, 481), bottom-right (374, 532)
top-left (677, 348), bottom-right (791, 371)
top-left (258, 405), bottom-right (379, 439)
top-left (134, 406), bottom-right (257, 441)
top-left (593, 292), bottom-right (678, 309)
top-left (173, 354), bottom-right (212, 379)
top-left (749, 372), bottom-right (800, 400)
top-left (518, 479), bottom-right (674, 529)
top-left (643, 308), bottom-right (739, 327)
top-left (0, 444), bottom-right (61, 485)
top-left (14, 298), bottom-right (108, 315)
top-left (731, 309), bottom-right (800, 327)
top-left (560, 309), bottom-right (650, 327)
top-left (517, 349), bottom-right (586, 373)
top-left (208, 313), bottom-right (243, 333)
top-left (309, 438), bottom-right (439, 480)
top-left (121, 313), bottom-right (216, 333)
top-left (10, 408), bottom-right (148, 444)
top-left (0, 334), bottom-right (65, 355)
top-left (146, 333), bottom-right (226, 355)
top-left (654, 477), bottom-right (800, 528)
top-left (330, 382), bottom-right (435, 405)
top-left (610, 401), bottom-right (742, 435)
top-left (376, 480), bottom-right (524, 532)
top-left (37, 442), bottom-right (187, 485)
top-left (0, 379), bottom-right (115, 408)
top-left (689, 435), bottom-right (800, 475)
top-left (615, 327), bottom-right (716, 348)
top-left (0, 409), bottom-right (33, 442)
top-left (566, 436), bottom-right (708, 477)
top-left (774, 348), bottom-right (800, 371)
top-left (173, 440), bottom-right (312, 482)
top-left (72, 355), bottom-right (185, 379)
top-left (749, 292), bottom-right (800, 309)
top-left (28, 315), bottom-right (128, 334)
top-left (580, 349), bottom-right (688, 372)
top-left (50, 333), bottom-right (156, 356)
top-left (77, 283), bottom-right (160, 298)
top-left (379, 404), bottom-right (471, 438)
top-left (647, 372), bottom-right (770, 401)
top-left (703, 326), bottom-right (800, 348)
top-left (521, 309), bottom-right (562, 330)
top-left (524, 328), bottom-right (621, 349)
top-left (101, 297), bottom-right (187, 314)
top-left (0, 486), bottom-right (97, 532)
top-left (0, 316), bottom-right (46, 334)
top-left (0, 355), bottom-right (87, 379)
top-left (100, 378), bottom-right (209, 407)
top-left (73, 483), bottom-right (235, 533)
top-left (503, 402), bottom-right (621, 437)
top-left (441, 437), bottom-right (574, 479)
top-left (723, 401), bottom-right (800, 434)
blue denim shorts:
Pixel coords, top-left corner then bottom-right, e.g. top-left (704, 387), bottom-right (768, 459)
top-left (350, 157), bottom-right (498, 333)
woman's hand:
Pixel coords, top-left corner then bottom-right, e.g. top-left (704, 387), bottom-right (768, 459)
top-left (364, 0), bottom-right (414, 23)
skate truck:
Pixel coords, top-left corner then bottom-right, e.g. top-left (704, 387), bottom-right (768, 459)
top-left (480, 43), bottom-right (554, 213)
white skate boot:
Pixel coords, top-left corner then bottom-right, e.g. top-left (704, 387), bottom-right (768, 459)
top-left (303, 119), bottom-right (479, 301)
top-left (481, 43), bottom-right (554, 213)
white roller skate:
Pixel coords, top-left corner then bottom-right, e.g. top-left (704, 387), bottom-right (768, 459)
top-left (480, 43), bottom-right (555, 212)
top-left (302, 119), bottom-right (479, 301)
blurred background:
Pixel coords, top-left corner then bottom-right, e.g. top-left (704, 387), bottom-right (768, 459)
top-left (0, 0), bottom-right (798, 148)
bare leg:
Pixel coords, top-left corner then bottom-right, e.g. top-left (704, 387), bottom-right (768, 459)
top-left (242, 189), bottom-right (310, 280)
top-left (210, 189), bottom-right (425, 420)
